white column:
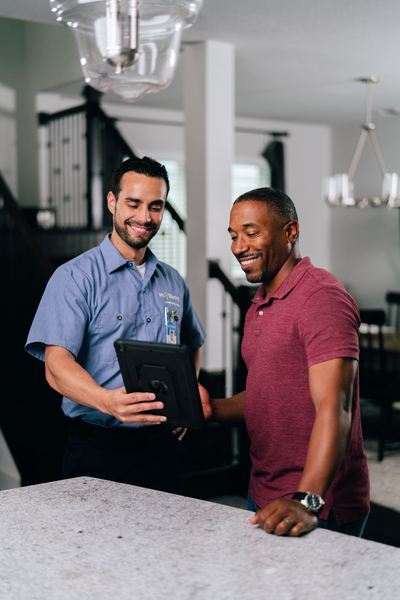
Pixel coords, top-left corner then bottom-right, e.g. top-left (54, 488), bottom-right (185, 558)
top-left (184, 40), bottom-right (235, 370)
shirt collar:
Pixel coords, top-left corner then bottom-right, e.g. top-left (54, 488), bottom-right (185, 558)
top-left (100, 233), bottom-right (162, 275)
top-left (251, 257), bottom-right (312, 305)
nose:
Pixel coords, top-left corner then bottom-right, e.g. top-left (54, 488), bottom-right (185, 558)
top-left (135, 204), bottom-right (151, 224)
top-left (232, 235), bottom-right (249, 256)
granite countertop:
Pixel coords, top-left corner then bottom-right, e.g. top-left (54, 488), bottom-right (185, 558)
top-left (0, 477), bottom-right (399, 600)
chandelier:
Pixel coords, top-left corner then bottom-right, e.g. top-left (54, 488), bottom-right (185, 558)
top-left (323, 77), bottom-right (400, 209)
top-left (49, 0), bottom-right (203, 102)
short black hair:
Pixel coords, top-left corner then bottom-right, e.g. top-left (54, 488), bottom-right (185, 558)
top-left (233, 187), bottom-right (298, 223)
top-left (111, 156), bottom-right (170, 199)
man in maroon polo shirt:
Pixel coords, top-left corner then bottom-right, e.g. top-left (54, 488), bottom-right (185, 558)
top-left (200, 187), bottom-right (369, 537)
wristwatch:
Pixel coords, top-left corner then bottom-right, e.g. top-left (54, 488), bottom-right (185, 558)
top-left (292, 492), bottom-right (325, 515)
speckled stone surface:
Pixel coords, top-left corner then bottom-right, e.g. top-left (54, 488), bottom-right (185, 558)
top-left (0, 477), bottom-right (399, 600)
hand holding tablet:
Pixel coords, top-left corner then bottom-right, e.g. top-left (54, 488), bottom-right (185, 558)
top-left (114, 339), bottom-right (205, 429)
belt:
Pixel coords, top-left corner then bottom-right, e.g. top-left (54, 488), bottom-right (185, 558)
top-left (71, 418), bottom-right (170, 449)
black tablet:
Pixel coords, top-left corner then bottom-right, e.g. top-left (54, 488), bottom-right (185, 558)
top-left (114, 339), bottom-right (205, 429)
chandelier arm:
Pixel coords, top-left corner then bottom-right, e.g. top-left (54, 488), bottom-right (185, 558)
top-left (365, 81), bottom-right (372, 124)
top-left (347, 128), bottom-right (368, 181)
top-left (368, 129), bottom-right (388, 176)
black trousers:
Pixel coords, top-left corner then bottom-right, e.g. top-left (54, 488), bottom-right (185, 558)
top-left (62, 419), bottom-right (185, 495)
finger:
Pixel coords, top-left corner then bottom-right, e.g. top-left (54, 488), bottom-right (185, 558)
top-left (273, 516), bottom-right (297, 536)
top-left (171, 426), bottom-right (183, 435)
top-left (116, 412), bottom-right (168, 425)
top-left (256, 507), bottom-right (279, 533)
top-left (118, 401), bottom-right (166, 423)
top-left (126, 392), bottom-right (157, 404)
top-left (249, 513), bottom-right (259, 524)
top-left (287, 515), bottom-right (317, 537)
top-left (177, 428), bottom-right (187, 441)
top-left (131, 400), bottom-right (164, 413)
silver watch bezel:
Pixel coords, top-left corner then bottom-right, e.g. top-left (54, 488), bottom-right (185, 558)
top-left (300, 492), bottom-right (325, 514)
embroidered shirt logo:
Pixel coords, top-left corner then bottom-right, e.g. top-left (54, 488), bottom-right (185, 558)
top-left (159, 292), bottom-right (180, 302)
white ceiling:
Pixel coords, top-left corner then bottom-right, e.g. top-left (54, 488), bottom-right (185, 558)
top-left (2, 0), bottom-right (400, 125)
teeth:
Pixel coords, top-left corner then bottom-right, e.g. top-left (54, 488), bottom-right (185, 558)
top-left (130, 225), bottom-right (149, 233)
top-left (241, 257), bottom-right (257, 266)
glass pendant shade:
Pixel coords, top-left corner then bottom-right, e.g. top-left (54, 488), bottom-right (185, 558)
top-left (50, 0), bottom-right (203, 102)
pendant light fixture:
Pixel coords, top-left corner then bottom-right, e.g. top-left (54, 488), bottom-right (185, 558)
top-left (323, 77), bottom-right (400, 209)
top-left (50, 0), bottom-right (203, 102)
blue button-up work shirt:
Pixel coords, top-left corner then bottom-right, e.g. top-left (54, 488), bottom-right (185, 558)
top-left (26, 234), bottom-right (206, 427)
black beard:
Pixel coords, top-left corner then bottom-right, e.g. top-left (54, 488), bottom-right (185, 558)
top-left (114, 216), bottom-right (157, 249)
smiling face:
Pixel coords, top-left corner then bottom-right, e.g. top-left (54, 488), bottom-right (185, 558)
top-left (107, 171), bottom-right (167, 263)
top-left (229, 200), bottom-right (300, 294)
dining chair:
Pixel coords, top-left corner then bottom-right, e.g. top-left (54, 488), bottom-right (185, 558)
top-left (359, 309), bottom-right (398, 462)
top-left (385, 291), bottom-right (400, 331)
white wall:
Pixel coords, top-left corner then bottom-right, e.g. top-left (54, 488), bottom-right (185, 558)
top-left (331, 118), bottom-right (400, 308)
top-left (235, 117), bottom-right (332, 272)
top-left (0, 17), bottom-right (81, 206)
top-left (0, 82), bottom-right (17, 196)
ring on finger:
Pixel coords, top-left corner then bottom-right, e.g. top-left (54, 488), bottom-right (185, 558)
top-left (283, 517), bottom-right (295, 527)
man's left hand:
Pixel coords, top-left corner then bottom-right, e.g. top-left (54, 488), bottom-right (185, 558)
top-left (250, 498), bottom-right (318, 536)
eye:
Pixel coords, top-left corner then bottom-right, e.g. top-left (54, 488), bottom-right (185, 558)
top-left (230, 235), bottom-right (237, 242)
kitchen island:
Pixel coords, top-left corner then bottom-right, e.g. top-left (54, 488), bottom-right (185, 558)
top-left (0, 477), bottom-right (399, 599)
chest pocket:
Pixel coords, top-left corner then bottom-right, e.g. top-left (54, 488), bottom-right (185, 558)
top-left (96, 312), bottom-right (138, 362)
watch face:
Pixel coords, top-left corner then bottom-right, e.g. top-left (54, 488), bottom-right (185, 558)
top-left (306, 493), bottom-right (324, 512)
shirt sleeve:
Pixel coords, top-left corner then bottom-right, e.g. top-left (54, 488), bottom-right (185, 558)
top-left (297, 286), bottom-right (360, 368)
top-left (25, 265), bottom-right (91, 362)
top-left (179, 281), bottom-right (206, 351)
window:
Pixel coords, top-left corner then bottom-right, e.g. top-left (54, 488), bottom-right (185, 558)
top-left (231, 163), bottom-right (270, 279)
top-left (148, 160), bottom-right (270, 281)
top-left (149, 159), bottom-right (187, 278)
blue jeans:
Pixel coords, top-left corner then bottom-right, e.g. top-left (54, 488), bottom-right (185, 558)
top-left (247, 491), bottom-right (368, 537)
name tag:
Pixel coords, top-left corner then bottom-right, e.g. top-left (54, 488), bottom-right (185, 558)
top-left (165, 307), bottom-right (178, 344)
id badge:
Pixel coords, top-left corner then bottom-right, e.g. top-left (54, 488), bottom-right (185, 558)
top-left (165, 307), bottom-right (178, 345)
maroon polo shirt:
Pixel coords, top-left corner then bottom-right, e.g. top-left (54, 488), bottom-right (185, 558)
top-left (242, 257), bottom-right (370, 526)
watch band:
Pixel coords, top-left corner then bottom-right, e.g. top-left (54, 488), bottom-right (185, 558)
top-left (292, 492), bottom-right (309, 501)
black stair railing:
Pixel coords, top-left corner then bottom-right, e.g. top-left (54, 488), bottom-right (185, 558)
top-left (39, 86), bottom-right (184, 232)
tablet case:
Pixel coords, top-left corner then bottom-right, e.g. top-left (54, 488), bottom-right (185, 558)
top-left (114, 339), bottom-right (205, 429)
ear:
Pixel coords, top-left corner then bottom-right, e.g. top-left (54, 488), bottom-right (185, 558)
top-left (107, 191), bottom-right (116, 215)
top-left (285, 220), bottom-right (300, 244)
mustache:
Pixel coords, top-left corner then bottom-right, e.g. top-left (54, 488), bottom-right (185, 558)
top-left (236, 252), bottom-right (260, 261)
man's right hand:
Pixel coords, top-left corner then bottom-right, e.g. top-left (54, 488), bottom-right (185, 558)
top-left (100, 387), bottom-right (167, 425)
top-left (198, 383), bottom-right (213, 421)
top-left (45, 345), bottom-right (167, 425)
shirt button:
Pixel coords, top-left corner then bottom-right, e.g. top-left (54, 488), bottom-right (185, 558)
top-left (117, 315), bottom-right (122, 320)
top-left (259, 311), bottom-right (263, 316)
top-left (147, 318), bottom-right (151, 323)
top-left (128, 262), bottom-right (133, 267)
top-left (143, 288), bottom-right (146, 292)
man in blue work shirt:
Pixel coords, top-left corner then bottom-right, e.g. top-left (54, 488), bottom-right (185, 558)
top-left (26, 156), bottom-right (205, 494)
